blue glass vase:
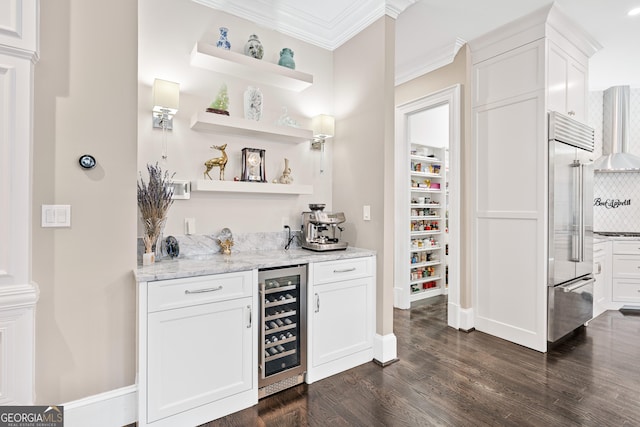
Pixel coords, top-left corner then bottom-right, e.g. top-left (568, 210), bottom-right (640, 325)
top-left (278, 48), bottom-right (296, 70)
top-left (216, 27), bottom-right (231, 50)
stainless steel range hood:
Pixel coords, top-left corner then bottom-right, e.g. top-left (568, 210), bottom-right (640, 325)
top-left (594, 85), bottom-right (640, 172)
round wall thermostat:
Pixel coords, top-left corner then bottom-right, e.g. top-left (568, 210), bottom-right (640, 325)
top-left (79, 154), bottom-right (96, 169)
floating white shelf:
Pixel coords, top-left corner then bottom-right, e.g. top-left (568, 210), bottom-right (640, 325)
top-left (190, 42), bottom-right (313, 92)
top-left (191, 179), bottom-right (313, 195)
top-left (190, 111), bottom-right (313, 144)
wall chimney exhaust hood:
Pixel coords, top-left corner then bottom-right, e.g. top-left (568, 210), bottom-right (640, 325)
top-left (594, 85), bottom-right (640, 172)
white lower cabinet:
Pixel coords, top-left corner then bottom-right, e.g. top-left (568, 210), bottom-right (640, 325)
top-left (138, 271), bottom-right (258, 427)
top-left (593, 241), bottom-right (611, 318)
top-left (306, 257), bottom-right (375, 383)
top-left (612, 241), bottom-right (640, 304)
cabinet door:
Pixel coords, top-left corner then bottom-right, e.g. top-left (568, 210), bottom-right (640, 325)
top-left (547, 42), bottom-right (587, 122)
top-left (548, 44), bottom-right (568, 115)
top-left (593, 252), bottom-right (607, 318)
top-left (147, 298), bottom-right (253, 423)
top-left (311, 277), bottom-right (373, 367)
top-left (567, 60), bottom-right (586, 121)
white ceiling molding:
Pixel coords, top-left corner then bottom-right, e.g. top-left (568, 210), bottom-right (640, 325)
top-left (395, 37), bottom-right (466, 86)
top-left (192, 0), bottom-right (387, 50)
top-left (386, 0), bottom-right (417, 19)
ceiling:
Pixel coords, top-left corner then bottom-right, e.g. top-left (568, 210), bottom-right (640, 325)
top-left (195, 0), bottom-right (640, 91)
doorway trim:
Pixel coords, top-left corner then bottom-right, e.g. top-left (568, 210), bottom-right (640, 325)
top-left (394, 84), bottom-right (461, 329)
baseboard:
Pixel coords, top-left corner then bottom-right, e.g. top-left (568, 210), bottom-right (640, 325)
top-left (62, 384), bottom-right (137, 427)
top-left (373, 333), bottom-right (397, 364)
top-left (458, 307), bottom-right (474, 332)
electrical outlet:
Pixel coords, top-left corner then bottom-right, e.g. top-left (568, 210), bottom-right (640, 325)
top-left (185, 218), bottom-right (195, 235)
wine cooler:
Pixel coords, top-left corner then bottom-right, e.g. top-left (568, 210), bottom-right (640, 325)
top-left (258, 265), bottom-right (307, 399)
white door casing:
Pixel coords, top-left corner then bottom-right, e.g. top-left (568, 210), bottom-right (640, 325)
top-left (394, 84), bottom-right (462, 329)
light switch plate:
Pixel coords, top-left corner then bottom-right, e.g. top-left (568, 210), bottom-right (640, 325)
top-left (363, 205), bottom-right (371, 221)
top-left (42, 205), bottom-right (71, 227)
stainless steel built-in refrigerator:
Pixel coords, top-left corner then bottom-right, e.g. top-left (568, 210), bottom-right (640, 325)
top-left (547, 111), bottom-right (595, 342)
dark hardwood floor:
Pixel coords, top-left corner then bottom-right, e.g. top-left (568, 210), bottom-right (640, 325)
top-left (200, 296), bottom-right (640, 426)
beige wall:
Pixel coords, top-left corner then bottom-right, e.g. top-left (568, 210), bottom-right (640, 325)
top-left (333, 16), bottom-right (396, 336)
top-left (33, 0), bottom-right (138, 403)
top-left (395, 46), bottom-right (473, 308)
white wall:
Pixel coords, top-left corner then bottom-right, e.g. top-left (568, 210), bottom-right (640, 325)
top-left (138, 0), bottom-right (335, 237)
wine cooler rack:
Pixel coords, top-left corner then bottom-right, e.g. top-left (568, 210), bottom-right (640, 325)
top-left (258, 265), bottom-right (307, 398)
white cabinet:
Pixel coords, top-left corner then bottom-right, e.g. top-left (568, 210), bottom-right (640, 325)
top-left (306, 257), bottom-right (375, 383)
top-left (547, 40), bottom-right (588, 122)
top-left (137, 271), bottom-right (258, 427)
top-left (612, 241), bottom-right (640, 304)
top-left (593, 241), bottom-right (611, 318)
top-left (469, 4), bottom-right (598, 352)
top-left (409, 147), bottom-right (447, 301)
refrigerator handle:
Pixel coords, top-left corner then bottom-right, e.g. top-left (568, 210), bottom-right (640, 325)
top-left (571, 160), bottom-right (581, 262)
top-left (578, 162), bottom-right (585, 262)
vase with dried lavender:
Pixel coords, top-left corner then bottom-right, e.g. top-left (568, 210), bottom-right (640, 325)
top-left (137, 163), bottom-right (174, 264)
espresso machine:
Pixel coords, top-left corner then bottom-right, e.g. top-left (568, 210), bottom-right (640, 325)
top-left (301, 204), bottom-right (348, 251)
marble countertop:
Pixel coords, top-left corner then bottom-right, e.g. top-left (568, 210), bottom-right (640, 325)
top-left (134, 247), bottom-right (376, 282)
top-left (594, 233), bottom-right (640, 244)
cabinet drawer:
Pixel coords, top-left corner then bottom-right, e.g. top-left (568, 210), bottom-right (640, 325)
top-left (612, 278), bottom-right (640, 302)
top-left (613, 241), bottom-right (640, 255)
top-left (612, 255), bottom-right (640, 278)
top-left (148, 270), bottom-right (253, 313)
top-left (312, 257), bottom-right (373, 285)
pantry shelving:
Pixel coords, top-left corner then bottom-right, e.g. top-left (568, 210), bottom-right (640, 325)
top-left (409, 145), bottom-right (447, 301)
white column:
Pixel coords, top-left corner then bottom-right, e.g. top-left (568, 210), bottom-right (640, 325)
top-left (0, 0), bottom-right (40, 405)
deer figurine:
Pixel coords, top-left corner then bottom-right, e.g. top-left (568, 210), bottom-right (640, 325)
top-left (204, 144), bottom-right (228, 180)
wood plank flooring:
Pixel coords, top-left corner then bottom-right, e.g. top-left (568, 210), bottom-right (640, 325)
top-left (200, 296), bottom-right (640, 426)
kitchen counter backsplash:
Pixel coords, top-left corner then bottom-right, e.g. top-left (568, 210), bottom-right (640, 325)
top-left (593, 171), bottom-right (640, 233)
top-left (137, 230), bottom-right (301, 262)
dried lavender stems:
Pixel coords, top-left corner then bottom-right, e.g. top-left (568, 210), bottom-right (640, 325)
top-left (137, 163), bottom-right (174, 254)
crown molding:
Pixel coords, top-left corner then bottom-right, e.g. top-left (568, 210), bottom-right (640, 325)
top-left (395, 38), bottom-right (466, 86)
top-left (385, 0), bottom-right (417, 19)
top-left (192, 0), bottom-right (392, 50)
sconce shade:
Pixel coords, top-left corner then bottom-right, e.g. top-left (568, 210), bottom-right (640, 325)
top-left (312, 114), bottom-right (335, 139)
top-left (153, 79), bottom-right (179, 115)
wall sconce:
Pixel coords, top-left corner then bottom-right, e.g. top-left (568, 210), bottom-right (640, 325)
top-left (311, 114), bottom-right (335, 150)
top-left (152, 78), bottom-right (179, 130)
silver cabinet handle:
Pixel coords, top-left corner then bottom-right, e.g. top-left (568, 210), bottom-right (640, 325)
top-left (185, 285), bottom-right (223, 294)
top-left (595, 262), bottom-right (602, 274)
top-left (315, 293), bottom-right (320, 313)
top-left (247, 305), bottom-right (252, 329)
top-left (334, 267), bottom-right (356, 273)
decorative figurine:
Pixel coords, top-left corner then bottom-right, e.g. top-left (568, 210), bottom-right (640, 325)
top-left (278, 158), bottom-right (293, 184)
top-left (216, 27), bottom-right (231, 50)
top-left (204, 144), bottom-right (228, 180)
top-left (277, 107), bottom-right (298, 127)
top-left (165, 236), bottom-right (180, 258)
top-left (217, 228), bottom-right (234, 255)
top-left (244, 34), bottom-right (264, 59)
top-left (278, 48), bottom-right (296, 69)
top-left (206, 84), bottom-right (230, 116)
